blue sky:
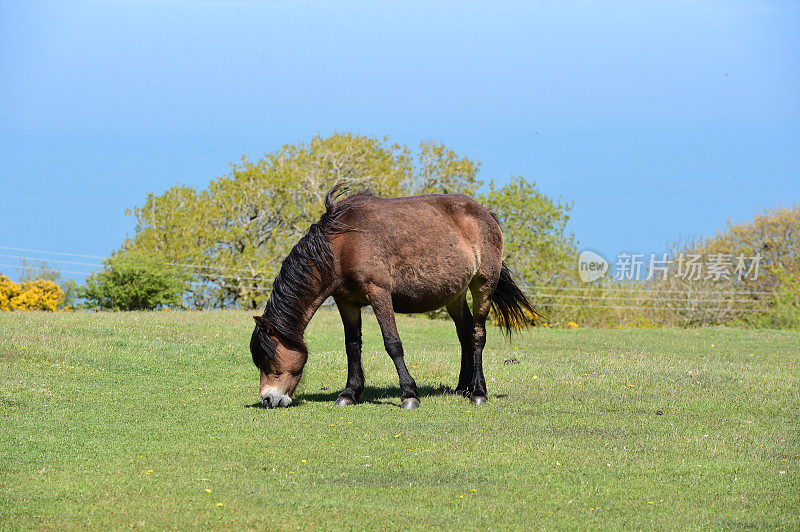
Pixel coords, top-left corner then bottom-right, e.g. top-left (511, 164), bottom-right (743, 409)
top-left (1, 0), bottom-right (798, 279)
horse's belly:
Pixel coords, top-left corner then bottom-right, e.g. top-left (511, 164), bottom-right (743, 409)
top-left (391, 293), bottom-right (463, 313)
top-left (389, 257), bottom-right (476, 313)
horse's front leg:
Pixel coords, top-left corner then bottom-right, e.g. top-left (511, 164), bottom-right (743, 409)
top-left (334, 300), bottom-right (364, 406)
top-left (369, 289), bottom-right (420, 409)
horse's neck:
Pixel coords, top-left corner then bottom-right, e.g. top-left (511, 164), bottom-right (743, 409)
top-left (298, 292), bottom-right (333, 331)
top-left (283, 277), bottom-right (335, 335)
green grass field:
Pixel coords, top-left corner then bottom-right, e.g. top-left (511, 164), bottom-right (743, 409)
top-left (1, 310), bottom-right (798, 530)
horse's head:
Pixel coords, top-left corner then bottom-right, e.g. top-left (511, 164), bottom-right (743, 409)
top-left (250, 315), bottom-right (308, 408)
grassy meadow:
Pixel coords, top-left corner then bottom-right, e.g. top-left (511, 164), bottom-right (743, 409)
top-left (1, 309), bottom-right (798, 529)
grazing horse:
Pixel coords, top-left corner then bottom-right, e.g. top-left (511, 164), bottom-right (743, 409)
top-left (250, 186), bottom-right (535, 409)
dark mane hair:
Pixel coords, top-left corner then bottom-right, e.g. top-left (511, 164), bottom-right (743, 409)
top-left (251, 185), bottom-right (368, 372)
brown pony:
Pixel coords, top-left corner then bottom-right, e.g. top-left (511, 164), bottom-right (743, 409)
top-left (251, 186), bottom-right (535, 409)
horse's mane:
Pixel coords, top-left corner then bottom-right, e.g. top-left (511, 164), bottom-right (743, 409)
top-left (252, 185), bottom-right (369, 372)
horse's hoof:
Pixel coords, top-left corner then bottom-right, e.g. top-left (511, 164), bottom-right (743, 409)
top-left (470, 395), bottom-right (487, 405)
top-left (334, 396), bottom-right (355, 406)
top-left (401, 398), bottom-right (420, 410)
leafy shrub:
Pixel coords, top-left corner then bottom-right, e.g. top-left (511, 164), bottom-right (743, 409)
top-left (652, 206), bottom-right (800, 327)
top-left (80, 253), bottom-right (188, 311)
top-left (739, 265), bottom-right (800, 329)
top-left (534, 206), bottom-right (800, 329)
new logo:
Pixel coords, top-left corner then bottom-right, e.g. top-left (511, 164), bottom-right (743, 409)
top-left (578, 250), bottom-right (608, 282)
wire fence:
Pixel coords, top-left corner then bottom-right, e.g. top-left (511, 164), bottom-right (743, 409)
top-left (523, 283), bottom-right (773, 296)
top-left (532, 303), bottom-right (769, 312)
top-left (0, 249), bottom-right (282, 279)
top-left (0, 244), bottom-right (776, 313)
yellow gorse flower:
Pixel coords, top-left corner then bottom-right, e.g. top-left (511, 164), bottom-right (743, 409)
top-left (0, 276), bottom-right (64, 311)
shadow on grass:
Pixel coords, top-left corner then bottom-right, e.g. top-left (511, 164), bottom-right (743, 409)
top-left (245, 383), bottom-right (458, 409)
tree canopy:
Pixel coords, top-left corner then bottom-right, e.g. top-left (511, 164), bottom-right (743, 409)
top-left (121, 132), bottom-right (576, 309)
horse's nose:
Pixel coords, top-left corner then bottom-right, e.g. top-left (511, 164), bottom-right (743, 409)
top-left (261, 395), bottom-right (273, 408)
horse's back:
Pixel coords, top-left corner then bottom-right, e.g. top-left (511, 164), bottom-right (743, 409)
top-left (331, 193), bottom-right (502, 311)
top-left (340, 192), bottom-right (497, 233)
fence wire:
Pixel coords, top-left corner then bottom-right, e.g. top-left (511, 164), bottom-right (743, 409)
top-left (0, 245), bottom-right (777, 313)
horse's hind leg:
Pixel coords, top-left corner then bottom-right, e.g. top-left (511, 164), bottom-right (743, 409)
top-left (468, 277), bottom-right (494, 405)
top-left (334, 300), bottom-right (364, 406)
top-left (446, 295), bottom-right (474, 395)
top-left (369, 289), bottom-right (420, 409)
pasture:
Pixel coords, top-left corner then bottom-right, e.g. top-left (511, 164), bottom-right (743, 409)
top-left (1, 310), bottom-right (797, 529)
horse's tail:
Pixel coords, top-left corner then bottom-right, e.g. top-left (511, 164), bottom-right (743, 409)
top-left (490, 262), bottom-right (541, 335)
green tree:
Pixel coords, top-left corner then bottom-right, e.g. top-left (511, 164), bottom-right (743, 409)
top-left (80, 252), bottom-right (188, 311)
top-left (124, 133), bottom-right (484, 309)
top-left (123, 185), bottom-right (213, 307)
top-left (479, 177), bottom-right (577, 289)
top-left (412, 141), bottom-right (481, 196)
top-left (121, 132), bottom-right (577, 311)
top-left (17, 258), bottom-right (61, 283)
